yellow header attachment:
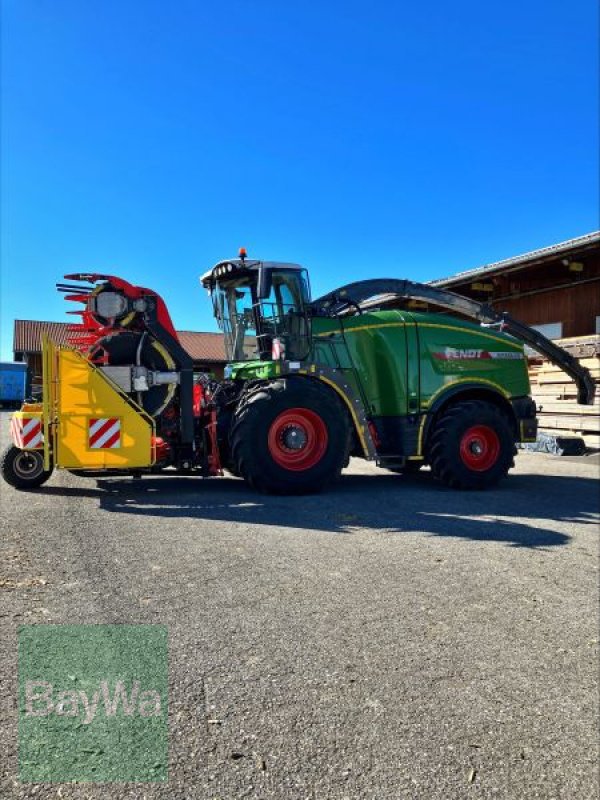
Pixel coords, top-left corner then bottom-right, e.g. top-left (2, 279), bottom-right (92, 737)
top-left (43, 339), bottom-right (155, 470)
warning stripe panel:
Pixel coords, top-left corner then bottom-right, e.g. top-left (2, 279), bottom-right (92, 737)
top-left (88, 418), bottom-right (121, 449)
top-left (10, 416), bottom-right (21, 447)
top-left (10, 416), bottom-right (43, 449)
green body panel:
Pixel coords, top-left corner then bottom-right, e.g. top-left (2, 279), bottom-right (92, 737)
top-left (227, 308), bottom-right (531, 425)
top-left (227, 359), bottom-right (282, 382)
top-left (408, 312), bottom-right (531, 408)
top-left (318, 310), bottom-right (530, 414)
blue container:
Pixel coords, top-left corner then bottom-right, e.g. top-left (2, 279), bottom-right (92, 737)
top-left (0, 362), bottom-right (27, 404)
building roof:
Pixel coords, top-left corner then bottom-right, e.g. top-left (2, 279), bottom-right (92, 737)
top-left (176, 330), bottom-right (227, 362)
top-left (14, 321), bottom-right (72, 351)
top-left (13, 320), bottom-right (228, 363)
top-left (430, 231), bottom-right (600, 288)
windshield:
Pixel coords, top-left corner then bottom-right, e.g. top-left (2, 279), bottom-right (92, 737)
top-left (213, 268), bottom-right (311, 361)
top-left (212, 275), bottom-right (258, 361)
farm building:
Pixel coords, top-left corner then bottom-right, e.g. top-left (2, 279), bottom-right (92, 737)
top-left (430, 230), bottom-right (600, 339)
top-left (430, 231), bottom-right (600, 448)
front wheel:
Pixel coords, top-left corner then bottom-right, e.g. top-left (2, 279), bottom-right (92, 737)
top-left (230, 378), bottom-right (351, 494)
top-left (1, 446), bottom-right (53, 490)
top-left (427, 400), bottom-right (514, 489)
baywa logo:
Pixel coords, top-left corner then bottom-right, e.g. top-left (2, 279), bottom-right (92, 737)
top-left (18, 625), bottom-right (168, 783)
top-left (25, 678), bottom-right (163, 724)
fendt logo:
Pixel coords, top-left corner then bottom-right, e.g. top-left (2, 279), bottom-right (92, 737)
top-left (25, 679), bottom-right (162, 725)
top-left (432, 348), bottom-right (523, 361)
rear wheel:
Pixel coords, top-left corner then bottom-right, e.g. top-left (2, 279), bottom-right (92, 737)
top-left (230, 378), bottom-right (350, 494)
top-left (427, 400), bottom-right (514, 489)
top-left (1, 446), bottom-right (53, 490)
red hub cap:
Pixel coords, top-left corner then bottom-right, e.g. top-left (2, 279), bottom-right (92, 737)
top-left (267, 408), bottom-right (328, 471)
top-left (459, 425), bottom-right (500, 471)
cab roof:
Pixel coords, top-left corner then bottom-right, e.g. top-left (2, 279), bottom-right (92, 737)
top-left (200, 259), bottom-right (304, 289)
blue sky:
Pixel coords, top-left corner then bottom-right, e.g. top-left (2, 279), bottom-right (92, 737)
top-left (1, 0), bottom-right (598, 359)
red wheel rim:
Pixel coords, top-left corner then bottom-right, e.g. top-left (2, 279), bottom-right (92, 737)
top-left (459, 425), bottom-right (500, 471)
top-left (267, 408), bottom-right (328, 471)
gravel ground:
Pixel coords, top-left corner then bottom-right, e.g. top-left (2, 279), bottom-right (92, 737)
top-left (0, 411), bottom-right (598, 799)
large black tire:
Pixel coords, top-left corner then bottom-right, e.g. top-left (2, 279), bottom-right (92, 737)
top-left (1, 446), bottom-right (53, 490)
top-left (427, 400), bottom-right (514, 490)
top-left (230, 378), bottom-right (351, 494)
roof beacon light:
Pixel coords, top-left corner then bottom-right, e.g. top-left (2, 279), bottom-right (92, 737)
top-left (239, 247), bottom-right (247, 262)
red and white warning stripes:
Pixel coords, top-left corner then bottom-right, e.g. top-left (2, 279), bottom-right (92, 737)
top-left (10, 416), bottom-right (43, 449)
top-left (88, 417), bottom-right (121, 449)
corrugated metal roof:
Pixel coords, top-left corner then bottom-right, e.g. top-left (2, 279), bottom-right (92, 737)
top-left (430, 231), bottom-right (600, 287)
top-left (13, 320), bottom-right (228, 363)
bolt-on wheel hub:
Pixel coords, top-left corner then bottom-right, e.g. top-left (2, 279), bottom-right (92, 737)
top-left (459, 425), bottom-right (500, 471)
top-left (13, 451), bottom-right (44, 481)
top-left (267, 408), bottom-right (328, 471)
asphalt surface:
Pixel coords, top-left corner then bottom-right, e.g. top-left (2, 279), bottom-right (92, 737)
top-left (1, 411), bottom-right (598, 799)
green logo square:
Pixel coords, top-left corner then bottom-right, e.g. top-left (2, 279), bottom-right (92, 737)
top-left (18, 624), bottom-right (168, 783)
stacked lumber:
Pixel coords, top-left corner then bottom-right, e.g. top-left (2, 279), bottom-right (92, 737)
top-left (528, 335), bottom-right (600, 449)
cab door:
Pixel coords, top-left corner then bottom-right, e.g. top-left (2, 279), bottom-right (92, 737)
top-left (340, 313), bottom-right (409, 417)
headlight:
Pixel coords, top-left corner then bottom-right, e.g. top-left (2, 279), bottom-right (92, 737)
top-left (94, 291), bottom-right (129, 319)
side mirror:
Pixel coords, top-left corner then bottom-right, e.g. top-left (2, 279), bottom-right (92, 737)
top-left (257, 266), bottom-right (272, 299)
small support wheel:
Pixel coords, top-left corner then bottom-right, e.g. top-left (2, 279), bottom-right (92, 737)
top-left (1, 446), bottom-right (53, 490)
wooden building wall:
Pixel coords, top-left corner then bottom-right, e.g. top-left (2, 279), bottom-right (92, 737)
top-left (449, 245), bottom-right (600, 339)
top-left (494, 278), bottom-right (600, 339)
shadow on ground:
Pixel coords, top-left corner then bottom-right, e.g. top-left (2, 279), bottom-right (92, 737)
top-left (36, 468), bottom-right (600, 549)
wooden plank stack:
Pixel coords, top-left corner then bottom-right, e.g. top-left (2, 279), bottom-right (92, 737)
top-left (528, 334), bottom-right (600, 449)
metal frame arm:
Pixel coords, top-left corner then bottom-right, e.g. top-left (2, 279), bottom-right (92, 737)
top-left (496, 315), bottom-right (595, 406)
top-left (311, 279), bottom-right (596, 405)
